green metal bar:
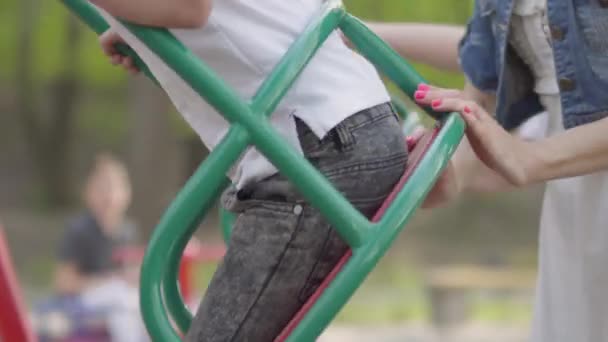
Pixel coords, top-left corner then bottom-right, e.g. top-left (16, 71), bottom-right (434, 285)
top-left (390, 95), bottom-right (410, 120)
top-left (157, 3), bottom-right (366, 333)
top-left (129, 2), bottom-right (369, 335)
top-left (112, 3), bottom-right (371, 248)
top-left (113, 17), bottom-right (371, 247)
top-left (218, 0), bottom-right (344, 247)
top-left (60, 0), bottom-right (109, 34)
top-left (58, 1), bottom-right (466, 341)
top-left (219, 92), bottom-right (413, 244)
top-left (229, 111), bottom-right (372, 248)
top-left (219, 206), bottom-right (235, 245)
top-left (286, 113), bottom-right (465, 341)
top-left (60, 0), bottom-right (157, 82)
top-left (250, 0), bottom-right (345, 115)
top-left (284, 13), bottom-right (468, 340)
top-left (114, 22), bottom-right (266, 334)
top-left (377, 119), bottom-right (463, 233)
top-left (340, 14), bottom-right (446, 121)
top-left (218, 93), bottom-right (416, 244)
top-left (141, 126), bottom-right (249, 340)
top-left (112, 21), bottom-right (261, 125)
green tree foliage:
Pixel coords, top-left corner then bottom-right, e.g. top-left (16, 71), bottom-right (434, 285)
top-left (345, 0), bottom-right (473, 89)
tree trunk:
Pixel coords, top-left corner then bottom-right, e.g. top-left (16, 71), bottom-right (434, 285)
top-left (41, 16), bottom-right (82, 206)
top-left (16, 0), bottom-right (40, 148)
top-left (16, 4), bottom-right (82, 207)
top-left (126, 76), bottom-right (181, 237)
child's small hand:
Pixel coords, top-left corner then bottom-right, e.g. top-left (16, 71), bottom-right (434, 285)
top-left (99, 30), bottom-right (140, 75)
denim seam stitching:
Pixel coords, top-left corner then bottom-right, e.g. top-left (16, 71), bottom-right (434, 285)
top-left (321, 153), bottom-right (408, 177)
top-left (228, 210), bottom-right (304, 342)
top-left (240, 202), bottom-right (296, 214)
top-left (347, 111), bottom-right (394, 133)
top-left (297, 218), bottom-right (333, 302)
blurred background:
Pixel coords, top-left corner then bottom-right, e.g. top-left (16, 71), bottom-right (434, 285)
top-left (1, 0), bottom-right (543, 341)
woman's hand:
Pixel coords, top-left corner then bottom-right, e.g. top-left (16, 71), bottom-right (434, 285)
top-left (414, 84), bottom-right (540, 187)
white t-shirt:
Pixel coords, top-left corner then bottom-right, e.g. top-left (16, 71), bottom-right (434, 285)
top-left (98, 1), bottom-right (390, 188)
top-left (511, 2), bottom-right (608, 341)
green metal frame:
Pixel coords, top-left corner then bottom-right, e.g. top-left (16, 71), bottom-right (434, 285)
top-left (59, 1), bottom-right (465, 341)
top-left (219, 94), bottom-right (416, 245)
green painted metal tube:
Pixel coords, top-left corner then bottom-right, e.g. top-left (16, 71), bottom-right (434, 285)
top-left (221, 108), bottom-right (372, 248)
top-left (60, 0), bottom-right (157, 82)
top-left (218, 0), bottom-right (344, 247)
top-left (108, 24), bottom-right (255, 124)
top-left (157, 4), bottom-right (369, 333)
top-left (58, 1), bottom-right (466, 341)
top-left (157, 1), bottom-right (369, 329)
top-left (219, 92), bottom-right (414, 245)
top-left (60, 0), bottom-right (109, 34)
top-left (141, 126), bottom-right (249, 340)
top-left (219, 207), bottom-right (235, 245)
top-left (284, 13), bottom-right (468, 340)
top-left (112, 4), bottom-right (373, 248)
top-left (390, 95), bottom-right (411, 120)
top-left (250, 0), bottom-right (345, 115)
top-left (340, 14), bottom-right (446, 121)
top-left (286, 113), bottom-right (464, 341)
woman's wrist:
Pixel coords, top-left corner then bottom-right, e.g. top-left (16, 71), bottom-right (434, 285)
top-left (520, 140), bottom-right (549, 186)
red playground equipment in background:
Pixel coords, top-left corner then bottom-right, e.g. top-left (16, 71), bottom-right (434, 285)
top-left (113, 240), bottom-right (226, 305)
top-left (0, 223), bottom-right (37, 342)
top-left (0, 221), bottom-right (224, 341)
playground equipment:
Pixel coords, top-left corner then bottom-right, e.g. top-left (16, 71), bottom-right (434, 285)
top-left (58, 0), bottom-right (465, 341)
top-left (113, 242), bottom-right (226, 305)
top-left (0, 224), bottom-right (36, 342)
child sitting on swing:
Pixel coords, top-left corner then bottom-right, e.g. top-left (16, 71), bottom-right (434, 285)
top-left (91, 0), bottom-right (407, 340)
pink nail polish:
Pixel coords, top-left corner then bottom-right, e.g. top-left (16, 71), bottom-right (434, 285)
top-left (463, 106), bottom-right (472, 114)
top-left (431, 99), bottom-right (442, 108)
top-left (418, 83), bottom-right (430, 91)
top-left (406, 136), bottom-right (416, 151)
top-left (414, 90), bottom-right (426, 100)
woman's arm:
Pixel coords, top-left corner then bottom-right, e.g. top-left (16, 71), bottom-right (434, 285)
top-left (91, 0), bottom-right (212, 28)
top-left (422, 86), bottom-right (608, 187)
top-left (528, 117), bottom-right (608, 182)
top-left (368, 23), bottom-right (465, 72)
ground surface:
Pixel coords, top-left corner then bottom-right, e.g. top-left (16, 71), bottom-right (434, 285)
top-left (320, 323), bottom-right (529, 342)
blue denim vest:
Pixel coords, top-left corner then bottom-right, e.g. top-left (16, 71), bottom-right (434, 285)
top-left (459, 0), bottom-right (608, 130)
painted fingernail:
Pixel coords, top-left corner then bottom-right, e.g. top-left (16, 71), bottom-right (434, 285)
top-left (431, 99), bottom-right (442, 108)
top-left (418, 83), bottom-right (430, 91)
top-left (406, 136), bottom-right (416, 151)
top-left (414, 90), bottom-right (426, 100)
top-left (463, 106), bottom-right (478, 119)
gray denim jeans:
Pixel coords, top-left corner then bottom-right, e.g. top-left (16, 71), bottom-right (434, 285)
top-left (185, 103), bottom-right (407, 342)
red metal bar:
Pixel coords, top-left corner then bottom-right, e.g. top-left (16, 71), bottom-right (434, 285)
top-left (0, 224), bottom-right (36, 342)
top-left (180, 240), bottom-right (226, 303)
top-left (178, 259), bottom-right (194, 306)
top-left (113, 241), bottom-right (225, 304)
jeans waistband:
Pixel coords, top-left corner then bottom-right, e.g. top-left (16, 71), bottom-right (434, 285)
top-left (332, 102), bottom-right (395, 132)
